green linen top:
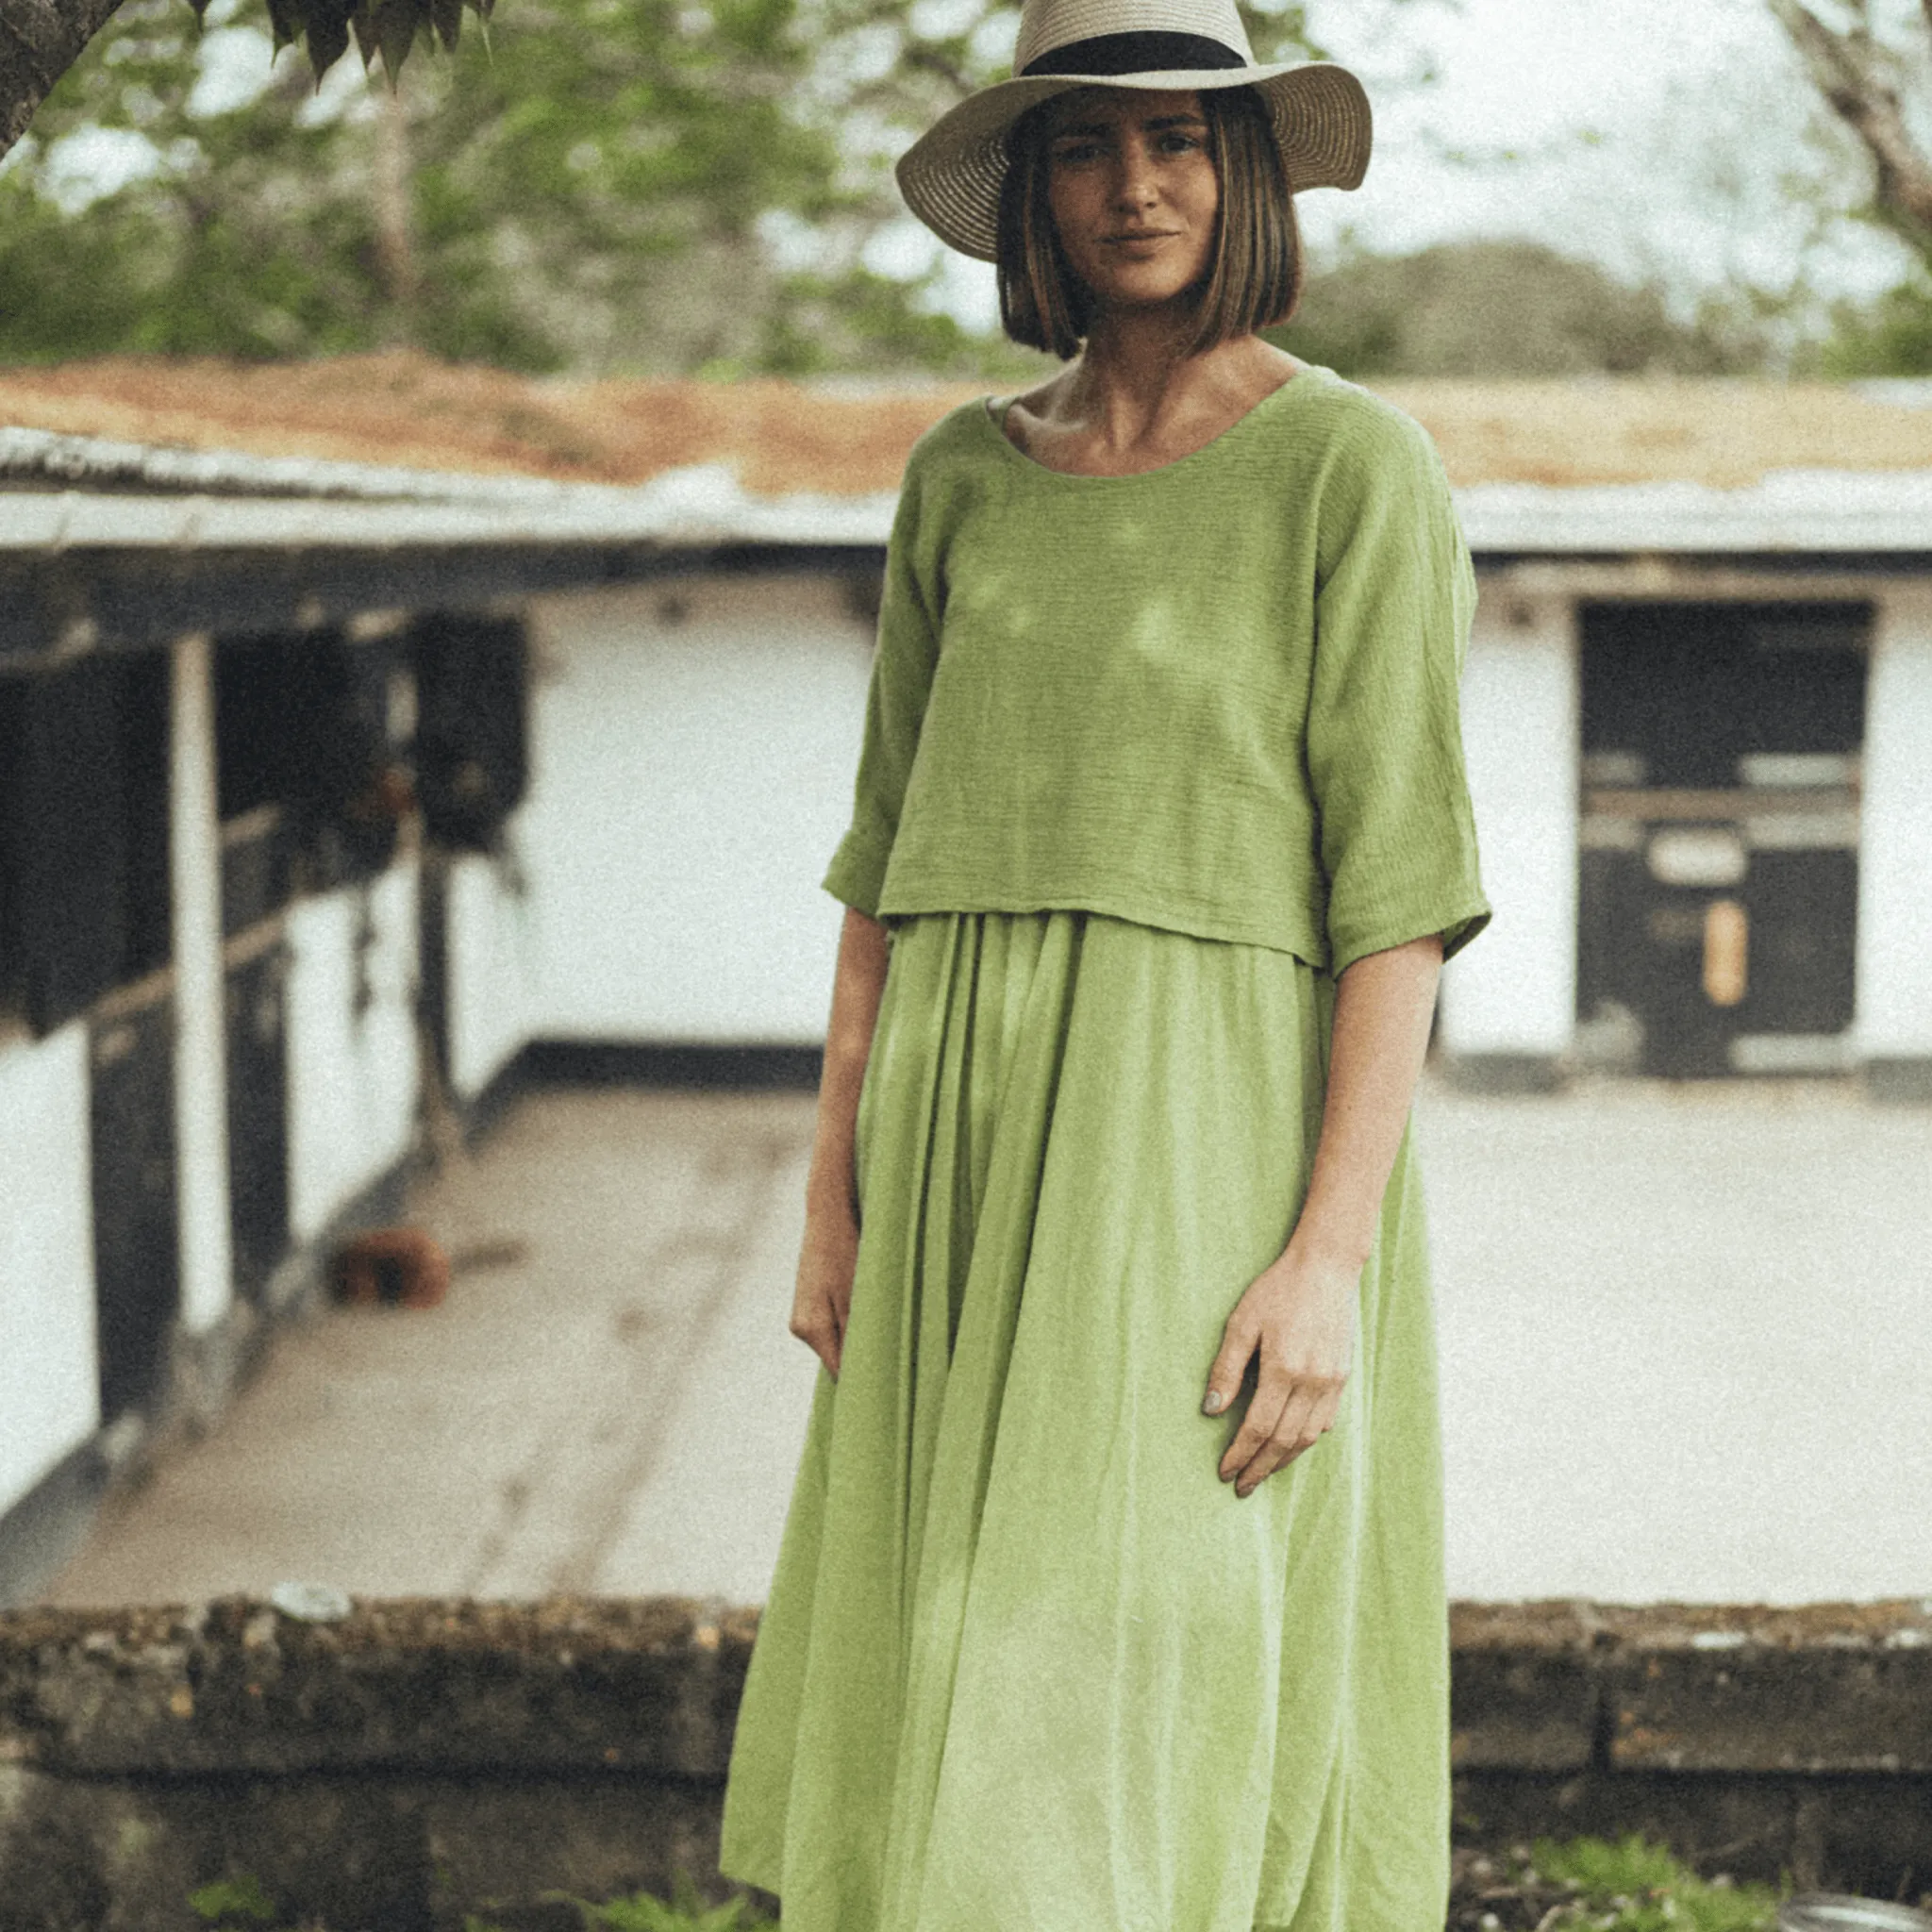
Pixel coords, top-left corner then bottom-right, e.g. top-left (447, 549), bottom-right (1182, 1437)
top-left (821, 361), bottom-right (1491, 977)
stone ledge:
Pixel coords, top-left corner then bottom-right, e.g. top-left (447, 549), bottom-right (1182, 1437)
top-left (1449, 1597), bottom-right (1932, 1774)
top-left (1, 1595), bottom-right (1929, 1924)
top-left (0, 1596), bottom-right (758, 1777)
top-left (5, 1595), bottom-right (1927, 1780)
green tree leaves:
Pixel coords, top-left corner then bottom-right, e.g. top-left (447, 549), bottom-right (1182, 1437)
top-left (1274, 239), bottom-right (1778, 378)
top-left (0, 0), bottom-right (869, 369)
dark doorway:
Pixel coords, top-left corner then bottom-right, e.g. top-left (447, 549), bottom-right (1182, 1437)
top-left (225, 932), bottom-right (291, 1306)
top-left (1576, 602), bottom-right (1868, 1078)
top-left (90, 978), bottom-right (181, 1423)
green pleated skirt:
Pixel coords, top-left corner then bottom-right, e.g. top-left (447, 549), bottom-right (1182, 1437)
top-left (718, 909), bottom-right (1450, 1932)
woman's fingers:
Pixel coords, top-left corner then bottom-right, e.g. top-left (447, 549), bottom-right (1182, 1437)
top-left (1217, 1368), bottom-right (1290, 1487)
top-left (1202, 1309), bottom-right (1258, 1418)
top-left (788, 1302), bottom-right (837, 1379)
top-left (1209, 1257), bottom-right (1357, 1498)
top-left (1241, 1385), bottom-right (1321, 1494)
top-left (1221, 1373), bottom-right (1344, 1496)
top-left (1224, 1381), bottom-right (1301, 1495)
top-left (788, 1263), bottom-right (849, 1381)
top-left (790, 1210), bottom-right (859, 1381)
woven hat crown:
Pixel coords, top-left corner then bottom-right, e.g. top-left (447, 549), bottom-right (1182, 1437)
top-left (1013, 0), bottom-right (1257, 75)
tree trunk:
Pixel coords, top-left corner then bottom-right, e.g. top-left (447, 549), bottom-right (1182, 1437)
top-left (1768, 0), bottom-right (1932, 254)
top-left (0, 0), bottom-right (129, 158)
top-left (374, 77), bottom-right (420, 333)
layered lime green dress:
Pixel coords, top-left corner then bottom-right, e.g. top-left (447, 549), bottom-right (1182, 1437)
top-left (719, 366), bottom-right (1490, 1932)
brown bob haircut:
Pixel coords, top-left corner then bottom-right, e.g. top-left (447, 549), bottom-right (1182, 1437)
top-left (995, 83), bottom-right (1303, 360)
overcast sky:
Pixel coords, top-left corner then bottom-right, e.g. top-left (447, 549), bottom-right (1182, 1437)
top-left (911, 0), bottom-right (1916, 330)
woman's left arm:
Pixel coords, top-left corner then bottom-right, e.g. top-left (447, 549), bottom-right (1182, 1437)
top-left (1201, 930), bottom-right (1443, 1498)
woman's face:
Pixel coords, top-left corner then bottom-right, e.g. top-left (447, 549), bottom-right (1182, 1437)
top-left (1042, 87), bottom-right (1220, 317)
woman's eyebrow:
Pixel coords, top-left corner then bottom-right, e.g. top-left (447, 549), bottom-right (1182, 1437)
top-left (1051, 111), bottom-right (1208, 139)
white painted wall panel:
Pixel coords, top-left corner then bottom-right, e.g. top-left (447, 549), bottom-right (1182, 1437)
top-left (285, 856), bottom-right (422, 1242)
top-left (1857, 590), bottom-right (1932, 1058)
top-left (1440, 597), bottom-right (1579, 1059)
top-left (523, 579), bottom-right (870, 1043)
top-left (446, 842), bottom-right (541, 1101)
top-left (0, 1026), bottom-right (99, 1516)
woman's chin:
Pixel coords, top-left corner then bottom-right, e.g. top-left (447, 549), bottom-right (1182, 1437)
top-left (1078, 275), bottom-right (1208, 321)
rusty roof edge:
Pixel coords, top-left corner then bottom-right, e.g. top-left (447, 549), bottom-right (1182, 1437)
top-left (0, 422), bottom-right (720, 506)
top-left (5, 424), bottom-right (1932, 556)
top-left (0, 465), bottom-right (905, 553)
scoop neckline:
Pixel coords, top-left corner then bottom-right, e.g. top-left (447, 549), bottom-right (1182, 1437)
top-left (978, 360), bottom-right (1332, 481)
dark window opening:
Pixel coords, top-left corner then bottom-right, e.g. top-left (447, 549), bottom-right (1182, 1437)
top-left (215, 627), bottom-right (410, 903)
top-left (0, 654), bottom-right (172, 1037)
top-left (1581, 601), bottom-right (1867, 789)
top-left (411, 612), bottom-right (529, 854)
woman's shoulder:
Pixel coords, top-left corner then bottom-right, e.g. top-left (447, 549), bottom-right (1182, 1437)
top-left (1281, 364), bottom-right (1448, 475)
top-left (898, 392), bottom-right (1008, 481)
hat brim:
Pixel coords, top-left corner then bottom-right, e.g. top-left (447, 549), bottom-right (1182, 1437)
top-left (894, 60), bottom-right (1371, 262)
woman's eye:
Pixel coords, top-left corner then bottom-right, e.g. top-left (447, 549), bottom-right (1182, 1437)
top-left (1052, 142), bottom-right (1102, 163)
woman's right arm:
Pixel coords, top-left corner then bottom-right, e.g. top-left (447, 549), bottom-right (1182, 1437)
top-left (790, 905), bottom-right (892, 1380)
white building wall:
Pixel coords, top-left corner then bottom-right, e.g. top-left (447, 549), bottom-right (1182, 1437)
top-left (284, 854), bottom-right (422, 1242)
top-left (1857, 586), bottom-right (1932, 1063)
top-left (1440, 595), bottom-right (1579, 1061)
top-left (446, 840), bottom-right (541, 1102)
top-left (0, 1025), bottom-right (98, 1517)
top-left (522, 577), bottom-right (871, 1043)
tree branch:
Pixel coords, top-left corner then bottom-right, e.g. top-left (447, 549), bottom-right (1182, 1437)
top-left (1768, 0), bottom-right (1932, 249)
top-left (0, 0), bottom-right (128, 158)
top-left (900, 42), bottom-right (974, 99)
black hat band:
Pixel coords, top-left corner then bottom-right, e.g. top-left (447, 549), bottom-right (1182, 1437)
top-left (1019, 29), bottom-right (1248, 77)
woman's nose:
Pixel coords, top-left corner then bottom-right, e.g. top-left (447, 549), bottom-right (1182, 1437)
top-left (1112, 149), bottom-right (1158, 208)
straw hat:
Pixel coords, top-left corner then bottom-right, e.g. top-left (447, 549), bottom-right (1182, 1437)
top-left (895, 0), bottom-right (1373, 261)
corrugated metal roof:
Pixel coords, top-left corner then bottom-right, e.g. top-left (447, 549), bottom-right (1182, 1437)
top-left (8, 464), bottom-right (1932, 556)
top-left (0, 458), bottom-right (899, 551)
top-left (0, 424), bottom-right (560, 501)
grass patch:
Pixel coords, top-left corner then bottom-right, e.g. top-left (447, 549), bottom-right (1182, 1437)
top-left (559, 1878), bottom-right (774, 1929)
top-left (192, 1834), bottom-right (1931, 1930)
top-left (1450, 1833), bottom-right (1785, 1931)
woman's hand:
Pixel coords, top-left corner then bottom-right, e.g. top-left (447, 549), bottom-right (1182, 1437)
top-left (791, 1204), bottom-right (860, 1380)
top-left (1201, 933), bottom-right (1442, 1498)
top-left (792, 906), bottom-right (891, 1382)
top-left (1203, 1248), bottom-right (1359, 1498)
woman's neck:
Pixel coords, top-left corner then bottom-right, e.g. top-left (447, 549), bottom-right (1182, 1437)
top-left (1052, 309), bottom-right (1300, 458)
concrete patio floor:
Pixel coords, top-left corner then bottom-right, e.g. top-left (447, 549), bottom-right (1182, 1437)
top-left (41, 1072), bottom-right (1932, 1609)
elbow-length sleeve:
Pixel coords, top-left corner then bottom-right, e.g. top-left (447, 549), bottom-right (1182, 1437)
top-left (820, 463), bottom-right (942, 917)
top-left (1306, 409), bottom-right (1491, 978)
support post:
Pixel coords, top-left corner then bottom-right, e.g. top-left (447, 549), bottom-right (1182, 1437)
top-left (170, 632), bottom-right (234, 1334)
top-left (1857, 587), bottom-right (1932, 1103)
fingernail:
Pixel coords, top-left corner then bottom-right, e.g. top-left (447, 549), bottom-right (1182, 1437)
top-left (1202, 1391), bottom-right (1224, 1415)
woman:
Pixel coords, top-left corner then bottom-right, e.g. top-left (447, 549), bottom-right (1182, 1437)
top-left (719, 1), bottom-right (1489, 1925)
